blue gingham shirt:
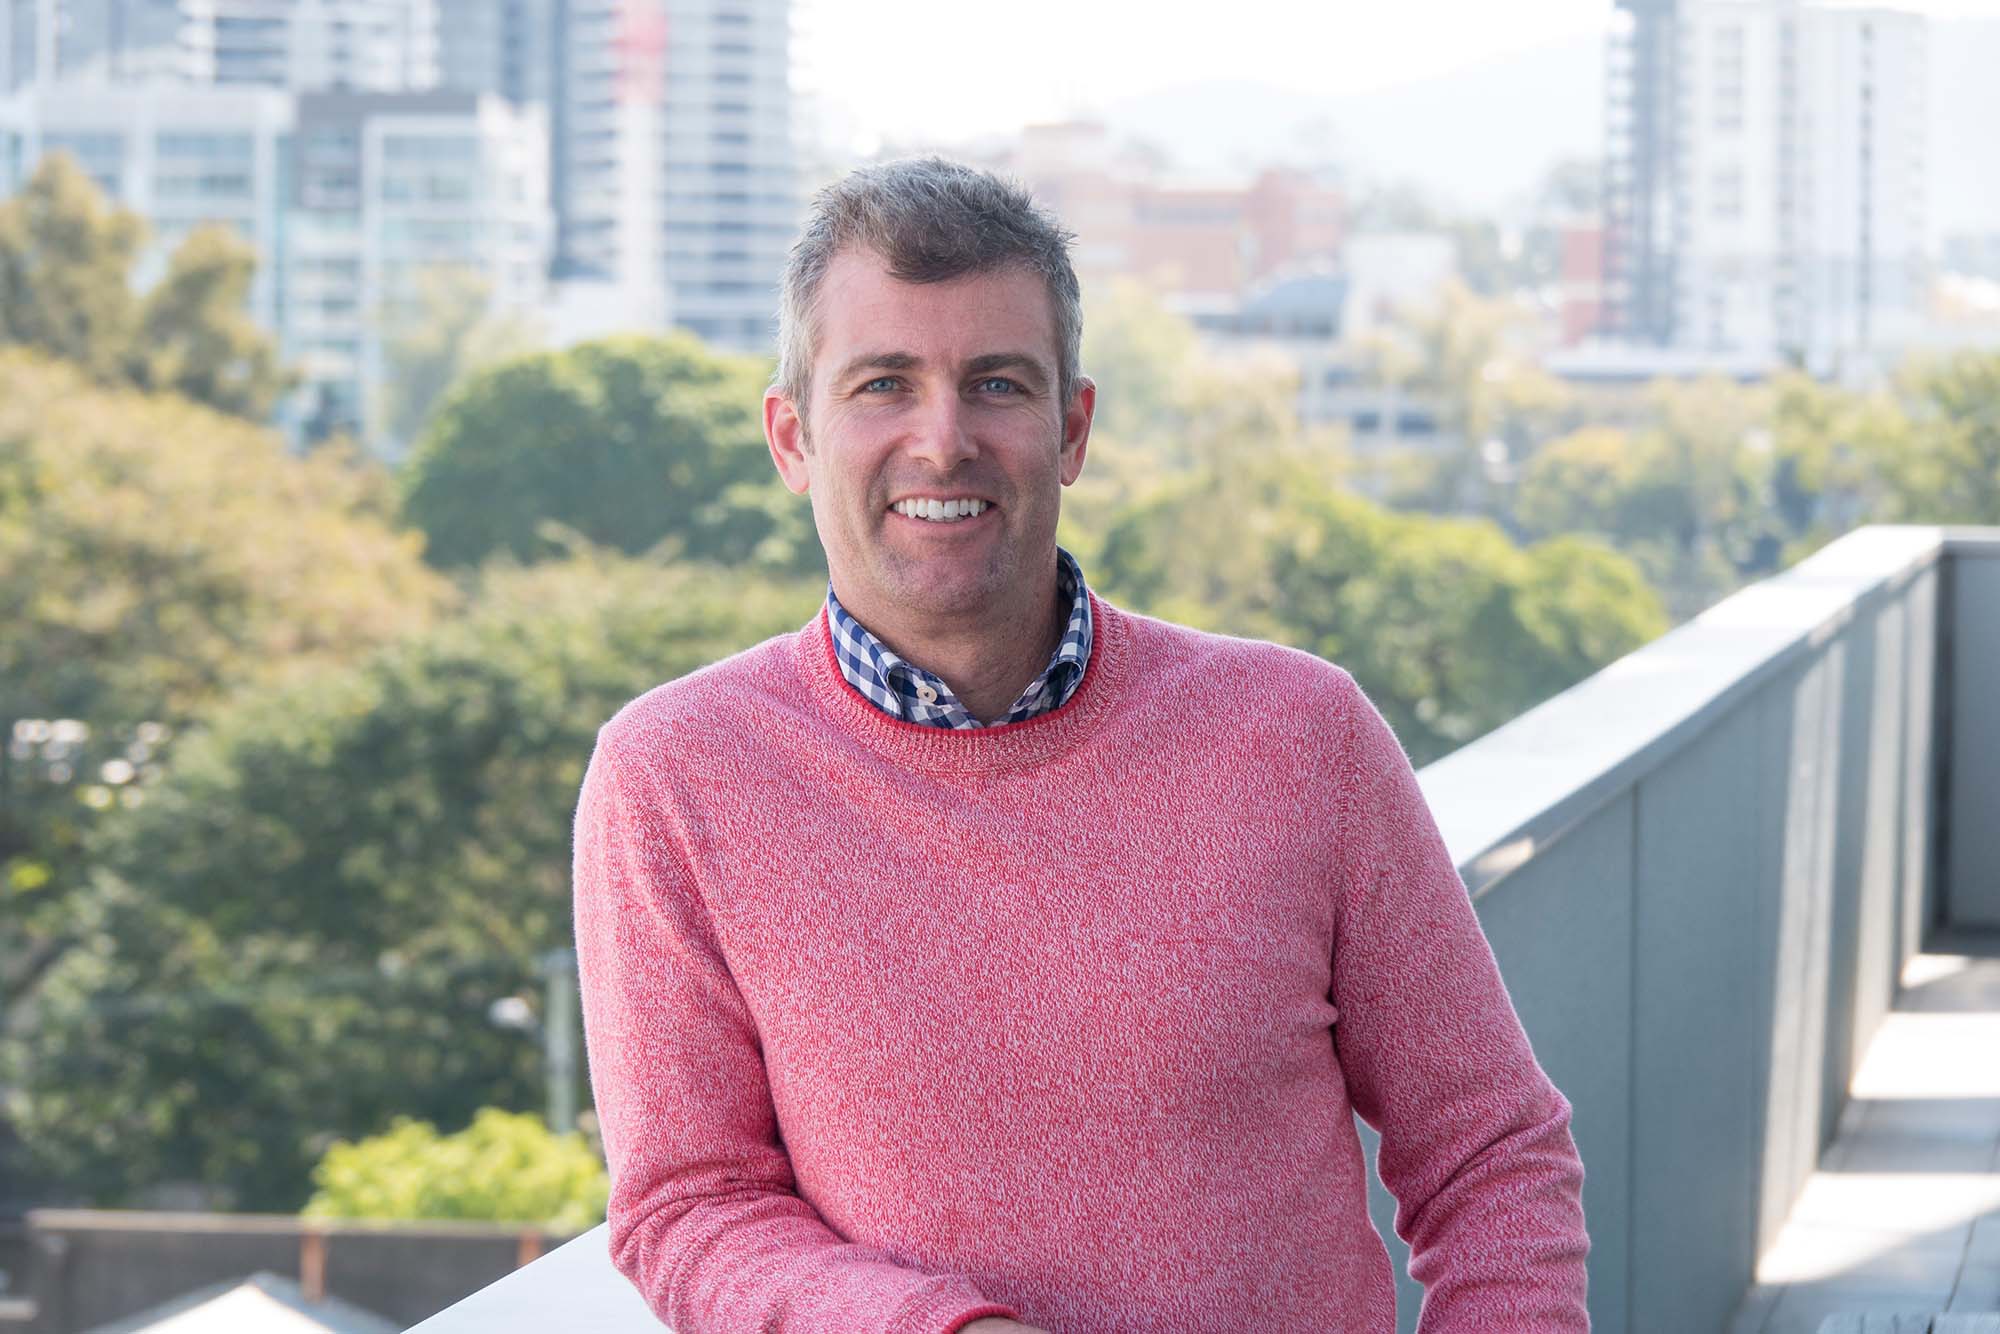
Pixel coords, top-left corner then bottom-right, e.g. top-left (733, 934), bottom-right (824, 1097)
top-left (827, 547), bottom-right (1093, 729)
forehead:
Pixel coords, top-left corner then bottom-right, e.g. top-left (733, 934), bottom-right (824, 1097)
top-left (810, 247), bottom-right (1057, 377)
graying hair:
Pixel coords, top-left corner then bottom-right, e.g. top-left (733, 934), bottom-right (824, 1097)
top-left (774, 156), bottom-right (1083, 424)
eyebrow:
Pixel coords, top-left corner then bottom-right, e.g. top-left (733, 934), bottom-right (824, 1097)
top-left (834, 351), bottom-right (920, 384)
top-left (965, 353), bottom-right (1052, 391)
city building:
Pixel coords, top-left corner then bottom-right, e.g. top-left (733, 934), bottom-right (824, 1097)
top-left (655, 0), bottom-right (793, 349)
top-left (433, 0), bottom-right (793, 350)
top-left (0, 0), bottom-right (441, 93)
top-left (286, 89), bottom-right (551, 448)
top-left (0, 81), bottom-right (551, 452)
top-left (1187, 255), bottom-right (1462, 471)
top-left (1555, 220), bottom-right (1607, 346)
top-left (999, 120), bottom-right (1346, 309)
top-left (1603, 0), bottom-right (1927, 378)
top-left (435, 0), bottom-right (551, 104)
top-left (5, 0), bottom-right (797, 359)
top-left (0, 81), bottom-right (295, 324)
top-left (533, 0), bottom-right (669, 334)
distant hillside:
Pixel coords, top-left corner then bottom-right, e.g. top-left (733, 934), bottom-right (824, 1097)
top-left (1101, 19), bottom-right (2000, 244)
top-left (1100, 34), bottom-right (1605, 214)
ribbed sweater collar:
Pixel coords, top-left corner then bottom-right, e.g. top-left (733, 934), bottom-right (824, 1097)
top-left (790, 590), bottom-right (1133, 776)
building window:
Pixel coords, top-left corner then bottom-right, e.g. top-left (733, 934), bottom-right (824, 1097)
top-left (157, 132), bottom-right (254, 161)
top-left (1712, 165), bottom-right (1744, 221)
top-left (1712, 24), bottom-right (1746, 132)
top-left (384, 135), bottom-right (479, 163)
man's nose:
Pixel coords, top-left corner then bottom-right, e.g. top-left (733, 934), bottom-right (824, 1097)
top-left (902, 391), bottom-right (979, 471)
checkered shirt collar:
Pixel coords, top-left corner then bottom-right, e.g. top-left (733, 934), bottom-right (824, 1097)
top-left (825, 548), bottom-right (1093, 730)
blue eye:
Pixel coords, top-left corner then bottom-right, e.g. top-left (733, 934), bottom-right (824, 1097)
top-left (862, 376), bottom-right (898, 392)
top-left (976, 377), bottom-right (1019, 394)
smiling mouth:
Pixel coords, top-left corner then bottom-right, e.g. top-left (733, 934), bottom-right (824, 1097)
top-left (889, 498), bottom-right (993, 524)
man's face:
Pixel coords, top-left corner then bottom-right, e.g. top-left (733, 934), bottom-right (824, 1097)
top-left (764, 247), bottom-right (1094, 635)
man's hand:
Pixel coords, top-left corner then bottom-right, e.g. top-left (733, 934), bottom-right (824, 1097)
top-left (961, 1321), bottom-right (1052, 1334)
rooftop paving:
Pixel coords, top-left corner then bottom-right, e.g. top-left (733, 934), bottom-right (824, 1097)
top-left (1734, 946), bottom-right (2000, 1334)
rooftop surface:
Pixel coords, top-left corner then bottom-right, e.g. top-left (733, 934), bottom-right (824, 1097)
top-left (1734, 946), bottom-right (2000, 1333)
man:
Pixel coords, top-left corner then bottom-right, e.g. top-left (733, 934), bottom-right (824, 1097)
top-left (572, 157), bottom-right (1590, 1333)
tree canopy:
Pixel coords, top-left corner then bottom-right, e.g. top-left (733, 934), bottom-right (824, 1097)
top-left (6, 551), bottom-right (818, 1208)
top-left (0, 153), bottom-right (292, 416)
top-left (0, 349), bottom-right (447, 1045)
top-left (304, 1108), bottom-right (607, 1231)
top-left (1094, 451), bottom-right (1667, 765)
top-left (400, 334), bottom-right (813, 572)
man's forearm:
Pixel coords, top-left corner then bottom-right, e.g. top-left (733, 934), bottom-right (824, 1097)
top-left (608, 1186), bottom-right (1021, 1334)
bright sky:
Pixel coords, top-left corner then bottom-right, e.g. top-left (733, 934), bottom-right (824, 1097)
top-left (795, 0), bottom-right (2000, 150)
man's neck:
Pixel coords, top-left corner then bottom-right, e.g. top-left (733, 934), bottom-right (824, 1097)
top-left (840, 577), bottom-right (1067, 726)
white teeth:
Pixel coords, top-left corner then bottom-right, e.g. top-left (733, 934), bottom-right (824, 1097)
top-left (895, 498), bottom-right (987, 522)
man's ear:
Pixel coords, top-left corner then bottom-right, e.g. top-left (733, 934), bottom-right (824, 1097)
top-left (1059, 375), bottom-right (1095, 487)
top-left (765, 388), bottom-right (811, 495)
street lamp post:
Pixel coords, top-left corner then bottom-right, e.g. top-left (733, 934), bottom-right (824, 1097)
top-left (541, 947), bottom-right (578, 1136)
top-left (487, 948), bottom-right (580, 1136)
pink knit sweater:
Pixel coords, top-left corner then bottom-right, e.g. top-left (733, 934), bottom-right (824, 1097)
top-left (572, 594), bottom-right (1589, 1333)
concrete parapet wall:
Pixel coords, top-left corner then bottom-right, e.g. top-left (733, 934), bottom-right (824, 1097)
top-left (1356, 525), bottom-right (1985, 1333)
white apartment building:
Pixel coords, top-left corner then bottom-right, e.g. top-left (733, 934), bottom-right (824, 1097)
top-left (0, 0), bottom-right (439, 92)
top-left (287, 89), bottom-right (550, 448)
top-left (539, 0), bottom-right (667, 331)
top-left (656, 0), bottom-right (793, 350)
top-left (435, 0), bottom-right (550, 103)
top-left (4, 0), bottom-right (793, 374)
top-left (474, 0), bottom-right (791, 349)
top-left (1605, 0), bottom-right (1927, 378)
top-left (0, 83), bottom-right (550, 452)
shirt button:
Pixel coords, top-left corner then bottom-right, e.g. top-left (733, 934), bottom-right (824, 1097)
top-left (916, 684), bottom-right (939, 705)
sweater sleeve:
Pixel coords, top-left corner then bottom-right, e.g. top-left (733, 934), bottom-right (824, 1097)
top-left (1327, 677), bottom-right (1591, 1332)
top-left (571, 729), bottom-right (1022, 1334)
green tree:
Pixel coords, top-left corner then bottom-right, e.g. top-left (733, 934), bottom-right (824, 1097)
top-left (5, 551), bottom-right (819, 1208)
top-left (1066, 282), bottom-right (1347, 570)
top-left (1366, 282), bottom-right (1572, 518)
top-left (0, 350), bottom-right (447, 1036)
top-left (1514, 427), bottom-right (1645, 539)
top-left (1079, 278), bottom-right (1207, 447)
top-left (377, 265), bottom-right (543, 460)
top-left (1511, 377), bottom-right (1784, 620)
top-left (1873, 352), bottom-right (2000, 523)
top-left (0, 154), bottom-right (290, 418)
top-left (129, 222), bottom-right (295, 419)
top-left (0, 153), bottom-right (144, 382)
top-left (304, 1108), bottom-right (606, 1231)
top-left (401, 334), bottom-right (805, 571)
top-left (1095, 453), bottom-right (1666, 764)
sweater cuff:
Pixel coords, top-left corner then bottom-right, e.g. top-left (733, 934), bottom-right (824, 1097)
top-left (885, 1276), bottom-right (1020, 1334)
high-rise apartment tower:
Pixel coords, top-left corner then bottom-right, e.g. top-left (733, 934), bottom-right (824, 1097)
top-left (1604, 0), bottom-right (1926, 376)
